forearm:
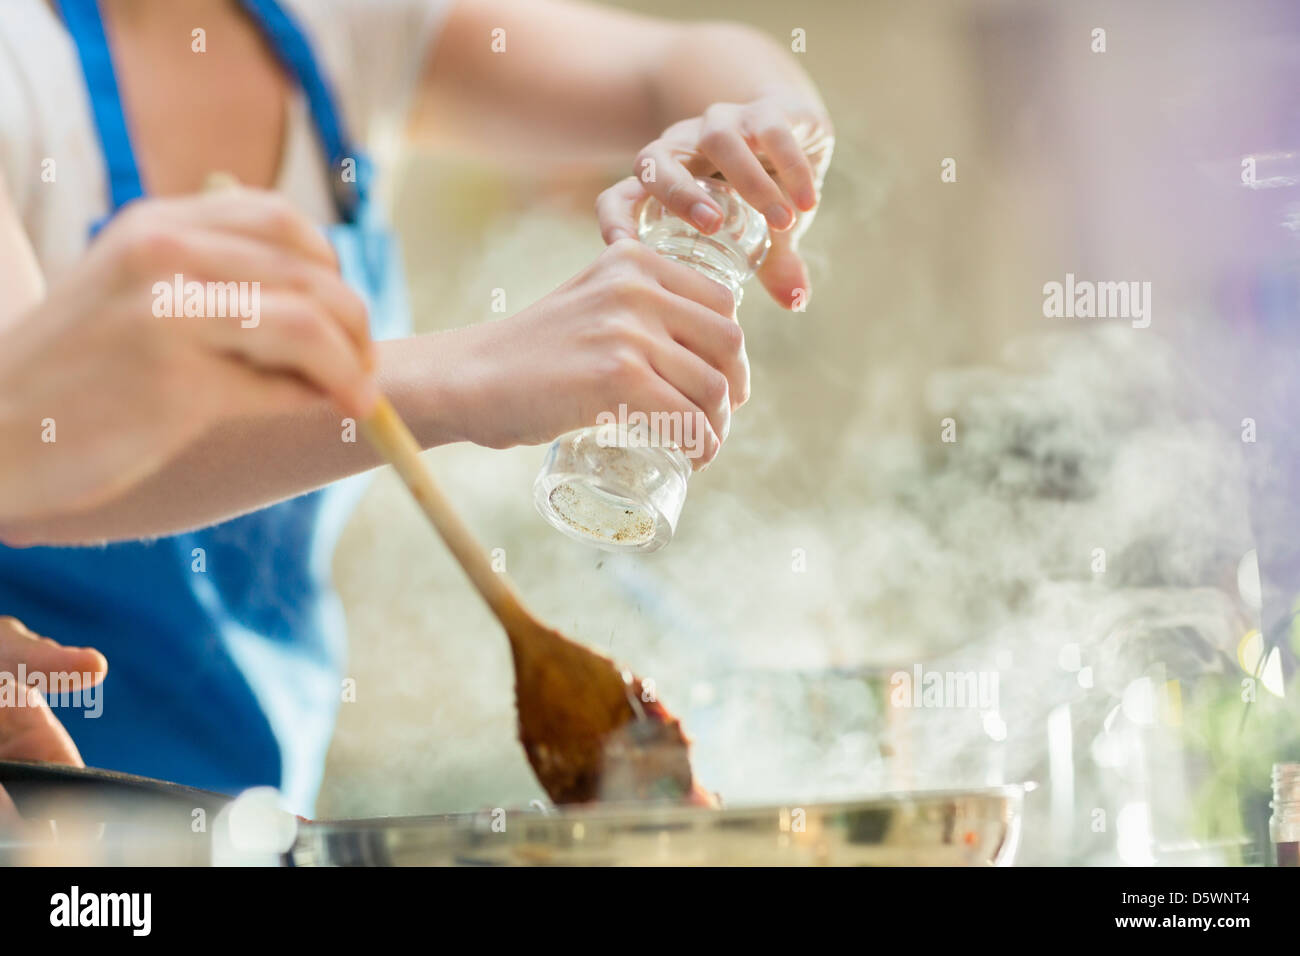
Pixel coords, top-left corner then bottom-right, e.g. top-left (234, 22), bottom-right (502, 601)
top-left (0, 331), bottom-right (476, 546)
top-left (413, 0), bottom-right (823, 164)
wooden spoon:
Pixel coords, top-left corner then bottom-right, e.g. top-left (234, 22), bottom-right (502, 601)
top-left (360, 396), bottom-right (711, 805)
top-left (202, 173), bottom-right (707, 801)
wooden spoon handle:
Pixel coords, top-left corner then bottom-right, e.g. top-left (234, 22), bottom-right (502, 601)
top-left (360, 397), bottom-right (533, 630)
top-left (197, 175), bottom-right (533, 630)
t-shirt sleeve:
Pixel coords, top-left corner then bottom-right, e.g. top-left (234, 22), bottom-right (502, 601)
top-left (0, 9), bottom-right (44, 208)
top-left (287, 0), bottom-right (454, 149)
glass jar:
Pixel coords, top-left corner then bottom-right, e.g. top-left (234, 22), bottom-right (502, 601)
top-left (533, 178), bottom-right (770, 552)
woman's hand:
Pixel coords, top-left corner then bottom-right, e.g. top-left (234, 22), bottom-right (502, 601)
top-left (596, 95), bottom-right (834, 310)
top-left (452, 238), bottom-right (748, 467)
top-left (0, 617), bottom-right (108, 824)
top-left (0, 616), bottom-right (105, 764)
top-left (0, 188), bottom-right (378, 529)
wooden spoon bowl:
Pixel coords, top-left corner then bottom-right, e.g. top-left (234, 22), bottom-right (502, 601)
top-left (360, 400), bottom-right (709, 806)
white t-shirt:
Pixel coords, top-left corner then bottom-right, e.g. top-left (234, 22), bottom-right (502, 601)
top-left (0, 0), bottom-right (450, 281)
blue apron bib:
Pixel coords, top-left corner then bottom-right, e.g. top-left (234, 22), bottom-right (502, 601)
top-left (0, 0), bottom-right (411, 815)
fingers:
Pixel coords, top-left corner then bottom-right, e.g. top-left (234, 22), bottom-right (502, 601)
top-left (646, 339), bottom-right (732, 453)
top-left (632, 101), bottom-right (830, 271)
top-left (120, 222), bottom-right (379, 416)
top-left (648, 252), bottom-right (736, 318)
top-left (595, 177), bottom-right (646, 245)
top-left (660, 307), bottom-right (749, 411)
top-left (168, 187), bottom-right (340, 269)
top-left (0, 617), bottom-right (107, 690)
top-left (109, 189), bottom-right (380, 416)
top-left (146, 229), bottom-right (374, 362)
top-left (195, 289), bottom-right (380, 418)
top-left (0, 681), bottom-right (84, 765)
top-left (647, 286), bottom-right (748, 412)
top-left (642, 255), bottom-right (748, 406)
top-left (756, 232), bottom-right (812, 312)
top-left (594, 243), bottom-right (748, 440)
top-left (745, 105), bottom-right (819, 212)
top-left (627, 371), bottom-right (722, 468)
top-left (635, 133), bottom-right (726, 234)
top-left (0, 618), bottom-right (94, 826)
top-left (698, 105), bottom-right (795, 231)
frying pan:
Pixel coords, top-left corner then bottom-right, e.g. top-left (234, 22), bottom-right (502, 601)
top-left (290, 785), bottom-right (1029, 866)
top-left (0, 759), bottom-right (232, 812)
top-left (0, 759), bottom-right (231, 865)
top-left (1, 760), bottom-right (1030, 866)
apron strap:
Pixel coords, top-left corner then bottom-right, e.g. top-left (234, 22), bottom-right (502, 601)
top-left (57, 0), bottom-right (369, 228)
top-left (55, 0), bottom-right (145, 216)
top-left (237, 0), bottom-right (368, 223)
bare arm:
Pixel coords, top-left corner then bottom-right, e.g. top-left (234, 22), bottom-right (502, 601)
top-left (1, 236), bottom-right (747, 546)
top-left (415, 0), bottom-right (833, 308)
top-left (412, 0), bottom-right (824, 164)
top-left (0, 331), bottom-right (469, 545)
top-left (1, 0), bottom-right (822, 546)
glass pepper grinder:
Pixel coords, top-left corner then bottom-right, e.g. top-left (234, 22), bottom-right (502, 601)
top-left (533, 177), bottom-right (770, 552)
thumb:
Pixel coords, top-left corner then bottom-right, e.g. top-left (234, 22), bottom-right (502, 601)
top-left (596, 177), bottom-right (647, 245)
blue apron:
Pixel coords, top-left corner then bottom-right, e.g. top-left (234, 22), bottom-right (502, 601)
top-left (0, 0), bottom-right (411, 815)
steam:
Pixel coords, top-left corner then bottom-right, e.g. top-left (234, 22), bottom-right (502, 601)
top-left (598, 323), bottom-right (1253, 838)
top-left (325, 169), bottom-right (1255, 866)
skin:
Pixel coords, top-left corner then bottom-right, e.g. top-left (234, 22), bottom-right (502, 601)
top-left (411, 0), bottom-right (833, 306)
top-left (0, 189), bottom-right (381, 528)
top-left (0, 0), bottom-right (832, 547)
top-left (0, 169), bottom-right (105, 825)
top-left (0, 168), bottom-right (44, 320)
top-left (0, 617), bottom-right (108, 825)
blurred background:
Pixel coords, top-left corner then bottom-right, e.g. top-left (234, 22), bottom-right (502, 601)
top-left (317, 0), bottom-right (1300, 864)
